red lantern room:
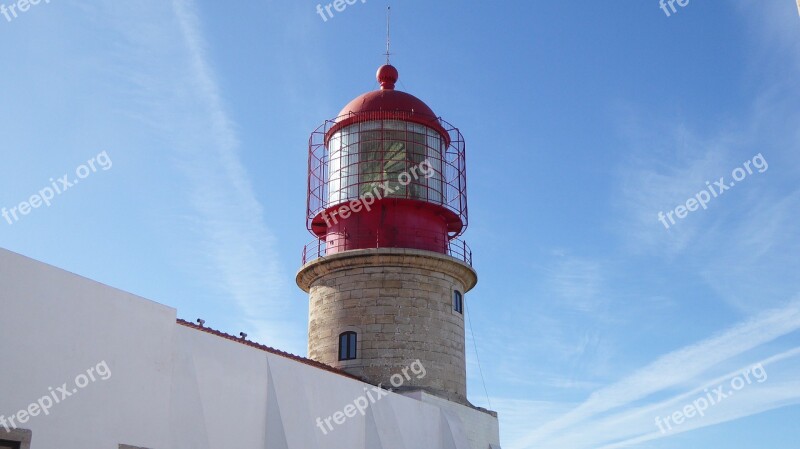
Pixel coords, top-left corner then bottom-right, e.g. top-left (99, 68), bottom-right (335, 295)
top-left (303, 64), bottom-right (470, 265)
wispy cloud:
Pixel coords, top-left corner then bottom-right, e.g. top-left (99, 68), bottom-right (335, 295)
top-left (545, 253), bottom-right (605, 314)
top-left (587, 347), bottom-right (800, 449)
top-left (168, 0), bottom-right (301, 352)
top-left (610, 0), bottom-right (800, 313)
top-left (503, 4), bottom-right (800, 447)
top-left (509, 299), bottom-right (800, 449)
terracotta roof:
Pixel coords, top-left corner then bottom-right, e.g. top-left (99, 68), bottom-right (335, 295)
top-left (176, 319), bottom-right (363, 382)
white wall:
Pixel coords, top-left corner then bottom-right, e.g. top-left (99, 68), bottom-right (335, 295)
top-left (0, 248), bottom-right (176, 448)
top-left (0, 248), bottom-right (500, 449)
top-left (401, 390), bottom-right (501, 449)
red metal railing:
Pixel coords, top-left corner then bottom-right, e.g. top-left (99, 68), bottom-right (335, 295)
top-left (301, 227), bottom-right (473, 266)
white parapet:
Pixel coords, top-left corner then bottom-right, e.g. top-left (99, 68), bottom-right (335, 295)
top-left (0, 248), bottom-right (500, 449)
top-left (400, 389), bottom-right (501, 449)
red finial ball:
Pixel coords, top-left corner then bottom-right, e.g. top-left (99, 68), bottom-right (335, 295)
top-left (377, 64), bottom-right (398, 90)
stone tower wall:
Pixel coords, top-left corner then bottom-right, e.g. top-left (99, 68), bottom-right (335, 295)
top-left (296, 248), bottom-right (477, 404)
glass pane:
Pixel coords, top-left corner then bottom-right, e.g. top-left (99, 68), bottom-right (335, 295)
top-left (349, 333), bottom-right (357, 358)
top-left (339, 334), bottom-right (347, 360)
top-left (327, 121), bottom-right (447, 206)
top-left (426, 135), bottom-right (443, 204)
top-left (328, 133), bottom-right (342, 204)
top-left (328, 127), bottom-right (361, 204)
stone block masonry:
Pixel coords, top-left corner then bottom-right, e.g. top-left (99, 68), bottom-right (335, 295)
top-left (297, 248), bottom-right (477, 405)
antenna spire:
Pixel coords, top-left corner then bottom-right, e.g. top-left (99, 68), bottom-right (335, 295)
top-left (385, 6), bottom-right (391, 64)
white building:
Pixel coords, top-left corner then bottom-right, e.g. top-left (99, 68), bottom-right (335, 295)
top-left (0, 248), bottom-right (500, 448)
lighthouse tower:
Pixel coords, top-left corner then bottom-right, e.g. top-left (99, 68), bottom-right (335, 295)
top-left (297, 64), bottom-right (476, 405)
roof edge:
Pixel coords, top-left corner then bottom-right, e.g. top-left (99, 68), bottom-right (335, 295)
top-left (176, 319), bottom-right (363, 382)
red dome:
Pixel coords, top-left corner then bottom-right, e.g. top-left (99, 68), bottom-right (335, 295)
top-left (336, 65), bottom-right (438, 118)
top-left (339, 89), bottom-right (437, 119)
top-left (336, 88), bottom-right (438, 118)
top-left (328, 65), bottom-right (447, 144)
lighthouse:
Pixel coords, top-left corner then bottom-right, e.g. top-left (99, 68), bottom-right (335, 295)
top-left (297, 63), bottom-right (476, 405)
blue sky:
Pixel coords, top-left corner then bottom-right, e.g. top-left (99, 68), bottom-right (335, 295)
top-left (1, 0), bottom-right (799, 447)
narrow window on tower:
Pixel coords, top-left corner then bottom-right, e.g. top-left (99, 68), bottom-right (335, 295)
top-left (0, 440), bottom-right (21, 449)
top-left (338, 331), bottom-right (358, 361)
top-left (0, 428), bottom-right (31, 449)
top-left (453, 290), bottom-right (463, 314)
